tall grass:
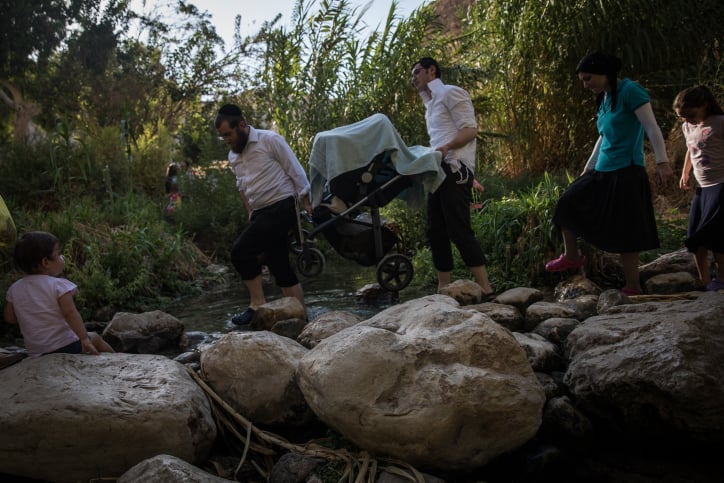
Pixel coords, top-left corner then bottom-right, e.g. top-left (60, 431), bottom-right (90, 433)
top-left (1, 193), bottom-right (209, 321)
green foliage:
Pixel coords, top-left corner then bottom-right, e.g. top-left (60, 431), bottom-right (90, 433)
top-left (170, 164), bottom-right (246, 260)
top-left (0, 0), bottom-right (84, 78)
top-left (457, 0), bottom-right (724, 175)
top-left (2, 193), bottom-right (209, 320)
top-left (380, 199), bottom-right (427, 254)
top-left (643, 209), bottom-right (689, 263)
top-left (238, 0), bottom-right (442, 167)
top-left (472, 173), bottom-right (566, 289)
top-left (0, 121), bottom-right (178, 206)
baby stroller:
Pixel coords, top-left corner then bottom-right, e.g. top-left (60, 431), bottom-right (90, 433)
top-left (295, 114), bottom-right (445, 291)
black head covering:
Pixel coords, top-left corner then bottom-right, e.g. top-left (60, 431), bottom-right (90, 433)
top-left (576, 52), bottom-right (623, 111)
top-left (575, 51), bottom-right (622, 76)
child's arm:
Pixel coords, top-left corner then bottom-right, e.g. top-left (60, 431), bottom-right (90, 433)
top-left (3, 300), bottom-right (18, 324)
top-left (58, 292), bottom-right (98, 355)
top-left (679, 150), bottom-right (693, 190)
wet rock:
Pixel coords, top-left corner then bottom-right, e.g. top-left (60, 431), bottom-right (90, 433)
top-left (539, 395), bottom-right (594, 441)
top-left (535, 372), bottom-right (565, 400)
top-left (644, 271), bottom-right (703, 294)
top-left (466, 302), bottom-right (524, 332)
top-left (252, 297), bottom-right (307, 331)
top-left (271, 318), bottom-right (308, 340)
top-left (532, 317), bottom-right (580, 350)
top-left (495, 287), bottom-right (544, 312)
top-left (269, 452), bottom-right (325, 483)
top-left (561, 294), bottom-right (599, 320)
top-left (554, 275), bottom-right (602, 301)
top-left (639, 248), bottom-right (698, 283)
top-left (596, 289), bottom-right (630, 314)
top-left (494, 286), bottom-right (544, 311)
top-left (355, 283), bottom-right (399, 304)
top-left (524, 302), bottom-right (577, 331)
top-left (514, 332), bottom-right (565, 373)
top-left (103, 310), bottom-right (184, 353)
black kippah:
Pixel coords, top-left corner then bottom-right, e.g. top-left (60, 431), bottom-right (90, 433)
top-left (218, 104), bottom-right (243, 117)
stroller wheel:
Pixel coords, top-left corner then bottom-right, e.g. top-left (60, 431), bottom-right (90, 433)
top-left (297, 248), bottom-right (325, 277)
top-left (288, 229), bottom-right (310, 254)
top-left (376, 254), bottom-right (413, 292)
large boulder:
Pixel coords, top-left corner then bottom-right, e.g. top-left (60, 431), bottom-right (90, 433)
top-left (0, 354), bottom-right (216, 482)
top-left (564, 292), bottom-right (724, 442)
top-left (200, 331), bottom-right (312, 426)
top-left (118, 454), bottom-right (229, 483)
top-left (103, 310), bottom-right (184, 353)
top-left (296, 294), bottom-right (545, 471)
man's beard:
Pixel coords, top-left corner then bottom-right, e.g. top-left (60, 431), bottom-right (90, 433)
top-left (231, 127), bottom-right (249, 154)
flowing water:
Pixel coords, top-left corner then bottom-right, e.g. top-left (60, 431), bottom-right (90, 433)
top-left (165, 256), bottom-right (428, 335)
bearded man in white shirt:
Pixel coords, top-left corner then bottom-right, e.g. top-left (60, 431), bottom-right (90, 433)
top-left (215, 104), bottom-right (313, 325)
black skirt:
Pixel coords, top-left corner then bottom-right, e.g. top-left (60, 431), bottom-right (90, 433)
top-left (552, 165), bottom-right (660, 253)
top-left (685, 183), bottom-right (724, 253)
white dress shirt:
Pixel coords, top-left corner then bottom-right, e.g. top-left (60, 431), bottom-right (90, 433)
top-left (419, 78), bottom-right (477, 172)
top-left (228, 127), bottom-right (310, 211)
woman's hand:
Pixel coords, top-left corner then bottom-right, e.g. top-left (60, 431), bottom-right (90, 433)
top-left (655, 162), bottom-right (674, 186)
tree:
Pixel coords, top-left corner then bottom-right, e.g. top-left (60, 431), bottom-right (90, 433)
top-left (241, 0), bottom-right (443, 166)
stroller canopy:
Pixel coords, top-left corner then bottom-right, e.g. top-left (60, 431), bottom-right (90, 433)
top-left (308, 113), bottom-right (445, 210)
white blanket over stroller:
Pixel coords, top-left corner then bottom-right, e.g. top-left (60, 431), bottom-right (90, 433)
top-left (308, 113), bottom-right (445, 210)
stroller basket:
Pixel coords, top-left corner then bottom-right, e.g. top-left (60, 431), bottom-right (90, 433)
top-left (312, 204), bottom-right (398, 267)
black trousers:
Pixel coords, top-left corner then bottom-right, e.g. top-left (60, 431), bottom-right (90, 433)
top-left (230, 196), bottom-right (299, 287)
top-left (426, 163), bottom-right (486, 271)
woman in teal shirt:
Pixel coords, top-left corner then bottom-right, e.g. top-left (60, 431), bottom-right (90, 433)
top-left (546, 51), bottom-right (673, 295)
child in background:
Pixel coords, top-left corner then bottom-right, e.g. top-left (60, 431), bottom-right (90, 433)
top-left (3, 231), bottom-right (115, 356)
top-left (673, 85), bottom-right (724, 291)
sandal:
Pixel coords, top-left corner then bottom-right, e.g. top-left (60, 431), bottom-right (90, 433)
top-left (545, 253), bottom-right (586, 272)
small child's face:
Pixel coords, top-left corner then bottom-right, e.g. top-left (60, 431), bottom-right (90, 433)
top-left (676, 106), bottom-right (706, 124)
top-left (44, 245), bottom-right (66, 276)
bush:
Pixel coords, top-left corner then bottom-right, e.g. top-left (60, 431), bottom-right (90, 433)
top-left (1, 193), bottom-right (209, 321)
top-left (169, 164), bottom-right (246, 260)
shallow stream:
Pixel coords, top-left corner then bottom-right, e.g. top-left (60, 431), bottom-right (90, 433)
top-left (165, 256), bottom-right (429, 335)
